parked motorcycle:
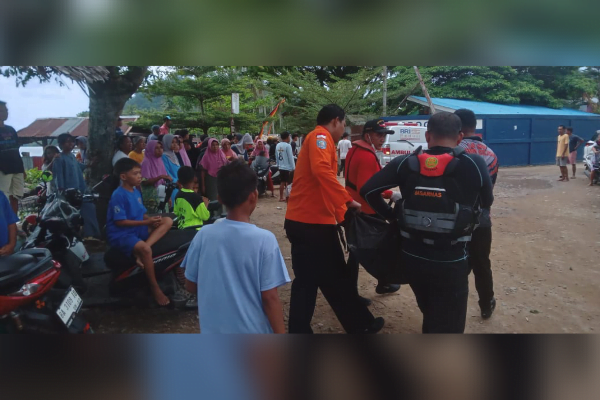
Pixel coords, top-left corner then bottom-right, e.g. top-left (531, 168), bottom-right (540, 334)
top-left (22, 186), bottom-right (224, 309)
top-left (583, 147), bottom-right (599, 185)
top-left (0, 248), bottom-right (92, 333)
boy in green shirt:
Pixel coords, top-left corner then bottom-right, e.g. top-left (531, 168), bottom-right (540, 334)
top-left (174, 166), bottom-right (210, 229)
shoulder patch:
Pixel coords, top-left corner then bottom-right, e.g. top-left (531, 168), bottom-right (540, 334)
top-left (316, 134), bottom-right (327, 139)
top-left (114, 205), bottom-right (121, 214)
top-left (316, 139), bottom-right (327, 149)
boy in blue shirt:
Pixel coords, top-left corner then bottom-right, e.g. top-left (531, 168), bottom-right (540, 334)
top-left (0, 190), bottom-right (19, 256)
top-left (183, 160), bottom-right (291, 333)
top-left (107, 158), bottom-right (173, 306)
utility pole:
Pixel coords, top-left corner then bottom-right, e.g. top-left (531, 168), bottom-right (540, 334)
top-left (413, 66), bottom-right (436, 114)
top-left (382, 66), bottom-right (387, 116)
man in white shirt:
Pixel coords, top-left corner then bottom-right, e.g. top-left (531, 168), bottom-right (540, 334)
top-left (337, 132), bottom-right (352, 177)
top-left (275, 131), bottom-right (296, 202)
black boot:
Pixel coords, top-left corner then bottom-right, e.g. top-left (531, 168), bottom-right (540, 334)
top-left (480, 298), bottom-right (496, 320)
top-left (375, 283), bottom-right (401, 294)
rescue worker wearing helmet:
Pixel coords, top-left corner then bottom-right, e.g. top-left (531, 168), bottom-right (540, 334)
top-left (361, 112), bottom-right (494, 333)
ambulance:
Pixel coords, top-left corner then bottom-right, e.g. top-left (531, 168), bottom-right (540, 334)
top-left (379, 122), bottom-right (428, 166)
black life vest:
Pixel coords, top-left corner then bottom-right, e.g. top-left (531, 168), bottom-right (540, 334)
top-left (396, 147), bottom-right (481, 246)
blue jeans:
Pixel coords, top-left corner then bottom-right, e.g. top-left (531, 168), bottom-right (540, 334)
top-left (81, 199), bottom-right (101, 239)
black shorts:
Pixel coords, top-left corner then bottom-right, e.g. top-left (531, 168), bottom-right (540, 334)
top-left (280, 170), bottom-right (294, 184)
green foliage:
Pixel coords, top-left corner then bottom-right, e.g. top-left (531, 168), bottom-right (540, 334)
top-left (388, 66), bottom-right (598, 114)
top-left (24, 168), bottom-right (43, 190)
top-left (76, 111), bottom-right (89, 117)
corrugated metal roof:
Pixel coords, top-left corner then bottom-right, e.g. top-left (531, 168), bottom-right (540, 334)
top-left (17, 118), bottom-right (72, 138)
top-left (18, 117), bottom-right (139, 138)
top-left (408, 96), bottom-right (600, 117)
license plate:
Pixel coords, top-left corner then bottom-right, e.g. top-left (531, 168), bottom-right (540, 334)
top-left (56, 287), bottom-right (83, 327)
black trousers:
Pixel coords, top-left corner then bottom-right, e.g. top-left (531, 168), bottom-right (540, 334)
top-left (286, 220), bottom-right (375, 334)
top-left (468, 227), bottom-right (494, 306)
top-left (403, 252), bottom-right (470, 333)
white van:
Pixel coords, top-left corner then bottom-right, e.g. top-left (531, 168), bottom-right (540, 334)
top-left (379, 122), bottom-right (428, 166)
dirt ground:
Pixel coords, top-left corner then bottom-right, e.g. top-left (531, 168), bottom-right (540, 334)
top-left (85, 164), bottom-right (600, 333)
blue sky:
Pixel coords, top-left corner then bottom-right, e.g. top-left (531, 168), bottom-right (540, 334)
top-left (0, 74), bottom-right (89, 130)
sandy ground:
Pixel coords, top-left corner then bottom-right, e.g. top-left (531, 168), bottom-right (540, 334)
top-left (85, 164), bottom-right (600, 333)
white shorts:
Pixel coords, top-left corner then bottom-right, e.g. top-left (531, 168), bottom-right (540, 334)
top-left (0, 171), bottom-right (25, 200)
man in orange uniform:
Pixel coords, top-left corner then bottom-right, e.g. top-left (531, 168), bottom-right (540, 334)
top-left (285, 104), bottom-right (384, 334)
top-left (345, 120), bottom-right (402, 301)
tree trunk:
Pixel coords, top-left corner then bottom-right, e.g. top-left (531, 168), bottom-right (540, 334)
top-left (87, 66), bottom-right (147, 185)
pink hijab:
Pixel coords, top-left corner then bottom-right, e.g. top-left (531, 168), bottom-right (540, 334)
top-left (221, 138), bottom-right (236, 160)
top-left (176, 136), bottom-right (192, 166)
top-left (141, 140), bottom-right (168, 187)
top-left (251, 139), bottom-right (267, 157)
top-left (200, 138), bottom-right (228, 177)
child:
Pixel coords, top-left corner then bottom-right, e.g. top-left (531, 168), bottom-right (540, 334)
top-left (0, 190), bottom-right (19, 256)
top-left (174, 166), bottom-right (210, 230)
top-left (106, 158), bottom-right (174, 306)
top-left (183, 160), bottom-right (290, 333)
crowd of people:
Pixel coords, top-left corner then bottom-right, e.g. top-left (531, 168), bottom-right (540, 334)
top-left (556, 124), bottom-right (600, 185)
top-left (5, 94), bottom-right (600, 334)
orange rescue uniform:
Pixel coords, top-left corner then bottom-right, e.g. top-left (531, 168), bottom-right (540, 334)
top-left (285, 126), bottom-right (353, 225)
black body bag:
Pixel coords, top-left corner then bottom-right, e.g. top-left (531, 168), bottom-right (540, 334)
top-left (344, 210), bottom-right (405, 284)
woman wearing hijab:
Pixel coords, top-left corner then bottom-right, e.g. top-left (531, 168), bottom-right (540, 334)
top-left (233, 133), bottom-right (254, 162)
top-left (251, 139), bottom-right (268, 159)
top-left (162, 134), bottom-right (182, 205)
top-left (195, 137), bottom-right (211, 168)
top-left (129, 136), bottom-right (146, 164)
top-left (221, 138), bottom-right (236, 161)
top-left (140, 140), bottom-right (173, 213)
top-left (231, 133), bottom-right (243, 156)
top-left (75, 137), bottom-right (88, 164)
top-left (200, 138), bottom-right (228, 215)
top-left (178, 140), bottom-right (192, 167)
top-left (162, 134), bottom-right (181, 179)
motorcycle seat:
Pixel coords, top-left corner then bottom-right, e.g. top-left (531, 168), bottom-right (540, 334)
top-left (104, 229), bottom-right (198, 272)
top-left (0, 249), bottom-right (54, 295)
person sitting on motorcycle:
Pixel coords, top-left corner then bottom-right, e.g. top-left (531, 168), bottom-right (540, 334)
top-left (0, 189), bottom-right (19, 256)
top-left (107, 158), bottom-right (174, 306)
top-left (251, 151), bottom-right (275, 197)
top-left (590, 138), bottom-right (600, 186)
top-left (174, 166), bottom-right (210, 230)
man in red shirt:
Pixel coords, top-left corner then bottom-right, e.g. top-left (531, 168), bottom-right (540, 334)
top-left (345, 120), bottom-right (401, 300)
top-left (160, 116), bottom-right (172, 135)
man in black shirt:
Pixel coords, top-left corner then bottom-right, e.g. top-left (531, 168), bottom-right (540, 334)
top-left (0, 101), bottom-right (25, 213)
top-left (291, 133), bottom-right (299, 156)
top-left (361, 112), bottom-right (494, 333)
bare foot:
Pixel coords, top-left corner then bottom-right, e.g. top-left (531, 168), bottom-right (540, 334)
top-left (558, 178), bottom-right (565, 181)
top-left (589, 183), bottom-right (594, 186)
top-left (271, 194), bottom-right (276, 198)
top-left (151, 287), bottom-right (170, 306)
top-left (279, 198), bottom-right (286, 202)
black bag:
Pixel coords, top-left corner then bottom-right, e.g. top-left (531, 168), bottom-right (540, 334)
top-left (344, 210), bottom-right (405, 284)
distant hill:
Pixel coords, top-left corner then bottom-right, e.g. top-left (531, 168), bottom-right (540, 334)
top-left (124, 94), bottom-right (165, 112)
